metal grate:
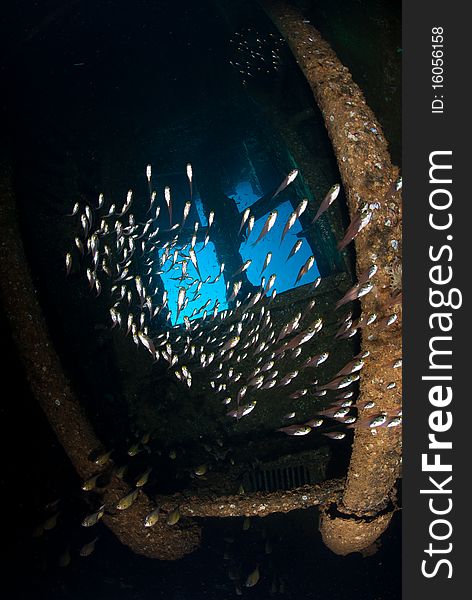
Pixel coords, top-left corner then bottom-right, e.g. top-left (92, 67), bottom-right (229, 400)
top-left (242, 448), bottom-right (330, 493)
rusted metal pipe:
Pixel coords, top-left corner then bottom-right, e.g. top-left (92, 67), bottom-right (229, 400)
top-left (156, 478), bottom-right (345, 518)
top-left (260, 0), bottom-right (402, 553)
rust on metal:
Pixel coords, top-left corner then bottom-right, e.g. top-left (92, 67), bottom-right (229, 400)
top-left (260, 0), bottom-right (402, 553)
top-left (156, 478), bottom-right (345, 519)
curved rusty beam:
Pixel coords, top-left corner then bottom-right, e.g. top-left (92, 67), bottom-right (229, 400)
top-left (156, 478), bottom-right (345, 519)
top-left (260, 0), bottom-right (402, 553)
top-left (0, 152), bottom-right (201, 560)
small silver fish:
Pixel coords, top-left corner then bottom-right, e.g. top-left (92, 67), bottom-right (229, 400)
top-left (186, 163), bottom-right (193, 199)
top-left (251, 210), bottom-right (278, 247)
top-left (245, 565), bottom-right (260, 588)
top-left (357, 282), bottom-right (374, 299)
top-left (277, 425), bottom-right (311, 436)
top-left (318, 373), bottom-right (359, 391)
top-left (370, 414), bottom-right (388, 428)
top-left (80, 537), bottom-right (98, 557)
top-left (238, 208), bottom-right (251, 235)
top-left (303, 352), bottom-right (329, 368)
top-left (335, 359), bottom-right (365, 379)
top-left (181, 201), bottom-right (192, 228)
top-left (387, 416), bottom-right (402, 428)
top-left (144, 507), bottom-right (160, 527)
top-left (322, 431), bottom-right (346, 440)
top-left (247, 215), bottom-right (255, 235)
top-left (277, 319), bottom-right (322, 353)
top-left (138, 332), bottom-right (156, 357)
top-left (68, 202), bottom-right (80, 216)
top-left (167, 507), bottom-right (181, 525)
top-left (338, 208), bottom-right (372, 251)
top-left (289, 389), bottom-right (307, 399)
top-left (280, 210), bottom-right (297, 245)
top-left (231, 259), bottom-right (251, 278)
top-left (295, 198), bottom-right (308, 218)
top-left (227, 400), bottom-right (256, 419)
top-left (94, 449), bottom-right (113, 466)
top-left (358, 264), bottom-right (378, 284)
top-left (304, 418), bottom-right (323, 428)
top-left (135, 466), bottom-right (152, 488)
top-left (312, 183), bottom-right (340, 224)
top-left (164, 186), bottom-right (172, 225)
top-left (81, 505), bottom-right (105, 527)
top-left (207, 211), bottom-right (215, 229)
top-left (333, 407), bottom-right (351, 418)
top-left (264, 274), bottom-right (276, 294)
top-left (270, 169), bottom-right (298, 200)
top-left (260, 251), bottom-right (272, 275)
top-left (335, 282), bottom-right (374, 310)
top-left (75, 237), bottom-right (84, 254)
top-left (81, 474), bottom-right (101, 492)
top-left (176, 287), bottom-right (186, 321)
top-left (65, 253), bottom-right (72, 275)
top-left (116, 488), bottom-right (140, 510)
top-left (228, 280), bottom-right (242, 302)
top-left (220, 336), bottom-right (240, 354)
top-left (294, 255), bottom-right (315, 285)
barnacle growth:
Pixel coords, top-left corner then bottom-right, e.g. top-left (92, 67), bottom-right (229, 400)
top-left (260, 0), bottom-right (402, 554)
top-left (385, 258), bottom-right (402, 294)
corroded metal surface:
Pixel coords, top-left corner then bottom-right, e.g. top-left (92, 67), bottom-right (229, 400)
top-left (320, 509), bottom-right (393, 556)
top-left (261, 0), bottom-right (402, 551)
top-left (156, 478), bottom-right (345, 518)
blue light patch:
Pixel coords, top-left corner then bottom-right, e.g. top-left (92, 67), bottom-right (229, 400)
top-left (158, 241), bottom-right (228, 326)
top-left (232, 180), bottom-right (261, 212)
top-left (193, 192), bottom-right (208, 227)
top-left (239, 200), bottom-right (320, 294)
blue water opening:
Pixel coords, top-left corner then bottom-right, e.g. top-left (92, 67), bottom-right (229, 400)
top-left (231, 173), bottom-right (320, 292)
top-left (232, 180), bottom-right (262, 212)
top-left (158, 178), bottom-right (319, 325)
top-left (158, 241), bottom-right (228, 326)
top-left (240, 200), bottom-right (319, 293)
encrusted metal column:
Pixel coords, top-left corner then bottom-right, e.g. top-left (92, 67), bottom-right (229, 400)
top-left (260, 0), bottom-right (402, 554)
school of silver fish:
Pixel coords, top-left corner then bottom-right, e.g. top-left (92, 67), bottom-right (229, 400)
top-left (65, 163), bottom-right (402, 447)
